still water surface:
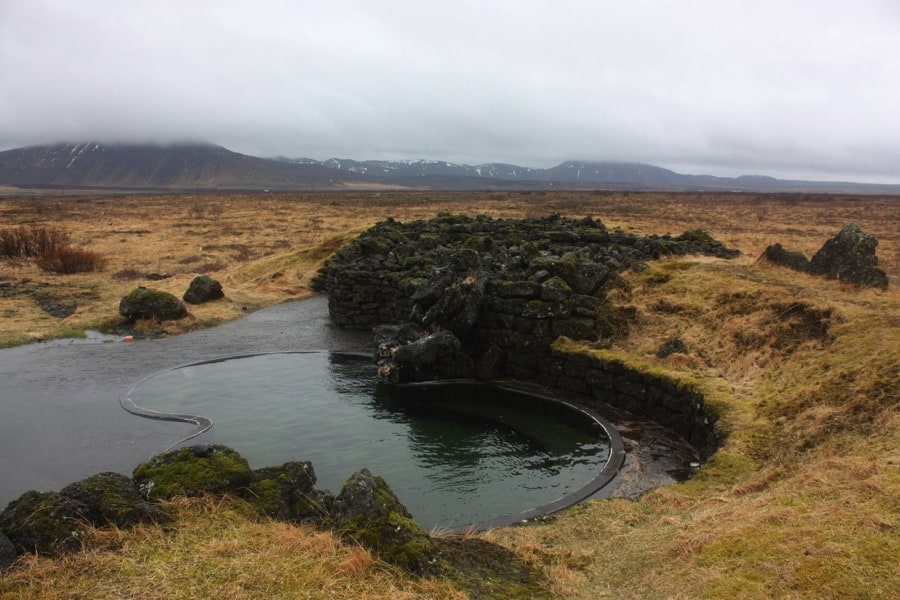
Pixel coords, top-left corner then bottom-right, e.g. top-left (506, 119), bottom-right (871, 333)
top-left (125, 352), bottom-right (611, 529)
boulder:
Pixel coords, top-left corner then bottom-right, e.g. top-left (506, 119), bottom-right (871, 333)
top-left (132, 444), bottom-right (252, 501)
top-left (60, 472), bottom-right (171, 528)
top-left (0, 532), bottom-right (17, 570)
top-left (243, 461), bottom-right (333, 525)
top-left (380, 329), bottom-right (475, 382)
top-left (763, 243), bottom-right (810, 272)
top-left (0, 491), bottom-right (87, 556)
top-left (183, 275), bottom-right (224, 304)
top-left (327, 468), bottom-right (436, 573)
top-left (809, 224), bottom-right (888, 288)
top-left (118, 286), bottom-right (188, 321)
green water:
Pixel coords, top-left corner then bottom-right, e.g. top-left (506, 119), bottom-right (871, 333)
top-left (126, 352), bottom-right (612, 529)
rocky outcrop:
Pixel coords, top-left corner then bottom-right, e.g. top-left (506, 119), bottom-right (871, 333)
top-left (1, 445), bottom-right (432, 572)
top-left (763, 224), bottom-right (888, 288)
top-left (0, 472), bottom-right (171, 557)
top-left (59, 472), bottom-right (170, 528)
top-left (119, 286), bottom-right (188, 321)
top-left (327, 468), bottom-right (436, 574)
top-left (0, 491), bottom-right (86, 556)
top-left (244, 461), bottom-right (333, 525)
top-left (809, 223), bottom-right (888, 288)
top-left (132, 444), bottom-right (252, 501)
top-left (313, 214), bottom-right (739, 382)
top-left (183, 275), bottom-right (224, 304)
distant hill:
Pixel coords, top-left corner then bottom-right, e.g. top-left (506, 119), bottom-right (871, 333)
top-left (2, 142), bottom-right (899, 194)
top-left (0, 143), bottom-right (360, 191)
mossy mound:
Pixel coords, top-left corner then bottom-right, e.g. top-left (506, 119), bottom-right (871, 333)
top-left (118, 286), bottom-right (188, 321)
top-left (0, 491), bottom-right (86, 556)
top-left (327, 468), bottom-right (436, 574)
top-left (132, 444), bottom-right (251, 501)
top-left (60, 472), bottom-right (171, 528)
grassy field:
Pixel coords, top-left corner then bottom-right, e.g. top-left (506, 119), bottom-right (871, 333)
top-left (0, 190), bottom-right (897, 598)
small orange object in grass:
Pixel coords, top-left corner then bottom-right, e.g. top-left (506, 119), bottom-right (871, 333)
top-left (123, 335), bottom-right (134, 342)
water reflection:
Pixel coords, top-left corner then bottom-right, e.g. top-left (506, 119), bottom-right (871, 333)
top-left (125, 352), bottom-right (613, 529)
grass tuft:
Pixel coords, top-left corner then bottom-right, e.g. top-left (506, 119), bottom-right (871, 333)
top-left (35, 246), bottom-right (107, 273)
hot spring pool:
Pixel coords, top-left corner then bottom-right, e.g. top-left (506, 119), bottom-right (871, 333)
top-left (122, 351), bottom-right (622, 529)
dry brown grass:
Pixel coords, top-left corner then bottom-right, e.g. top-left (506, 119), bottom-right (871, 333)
top-left (0, 496), bottom-right (466, 599)
top-left (1, 190), bottom-right (896, 347)
top-left (1, 190), bottom-right (898, 598)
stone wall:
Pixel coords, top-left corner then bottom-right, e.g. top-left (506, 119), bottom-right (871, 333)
top-left (313, 214), bottom-right (735, 457)
top-left (536, 346), bottom-right (720, 457)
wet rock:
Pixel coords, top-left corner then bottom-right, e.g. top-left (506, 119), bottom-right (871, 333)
top-left (183, 275), bottom-right (224, 304)
top-left (119, 286), bottom-right (188, 321)
top-left (132, 444), bottom-right (252, 501)
top-left (327, 468), bottom-right (436, 574)
top-left (0, 490), bottom-right (87, 556)
top-left (243, 461), bottom-right (333, 525)
top-left (809, 224), bottom-right (888, 288)
top-left (59, 472), bottom-right (171, 528)
top-left (381, 329), bottom-right (475, 382)
top-left (0, 532), bottom-right (17, 570)
top-left (763, 243), bottom-right (810, 272)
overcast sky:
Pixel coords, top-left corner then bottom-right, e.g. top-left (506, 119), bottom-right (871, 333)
top-left (2, 1), bottom-right (900, 182)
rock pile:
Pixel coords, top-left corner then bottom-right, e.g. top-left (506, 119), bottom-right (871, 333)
top-left (0, 445), bottom-right (430, 573)
top-left (313, 213), bottom-right (739, 382)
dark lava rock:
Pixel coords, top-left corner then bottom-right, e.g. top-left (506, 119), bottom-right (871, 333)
top-left (132, 444), bottom-right (252, 501)
top-left (763, 243), bottom-right (810, 272)
top-left (118, 286), bottom-right (188, 321)
top-left (0, 490), bottom-right (87, 556)
top-left (183, 275), bottom-right (224, 304)
top-left (243, 461), bottom-right (333, 525)
top-left (0, 532), bottom-right (17, 570)
top-left (327, 468), bottom-right (436, 574)
top-left (411, 264), bottom-right (489, 338)
top-left (381, 328), bottom-right (475, 383)
top-left (809, 224), bottom-right (888, 288)
top-left (60, 472), bottom-right (171, 528)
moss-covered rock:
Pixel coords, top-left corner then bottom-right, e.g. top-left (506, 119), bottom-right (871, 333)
top-left (243, 461), bottom-right (332, 525)
top-left (60, 472), bottom-right (171, 527)
top-left (119, 287), bottom-right (188, 321)
top-left (327, 468), bottom-right (436, 574)
top-left (0, 491), bottom-right (87, 556)
top-left (132, 444), bottom-right (252, 501)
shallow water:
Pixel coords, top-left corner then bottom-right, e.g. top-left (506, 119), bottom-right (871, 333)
top-left (125, 352), bottom-right (612, 529)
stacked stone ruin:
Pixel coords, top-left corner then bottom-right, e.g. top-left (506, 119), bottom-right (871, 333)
top-left (313, 213), bottom-right (739, 455)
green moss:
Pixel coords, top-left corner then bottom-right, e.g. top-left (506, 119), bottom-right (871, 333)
top-left (132, 445), bottom-right (252, 501)
top-left (118, 287), bottom-right (187, 321)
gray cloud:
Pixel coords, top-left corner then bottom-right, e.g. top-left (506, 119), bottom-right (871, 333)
top-left (2, 0), bottom-right (899, 182)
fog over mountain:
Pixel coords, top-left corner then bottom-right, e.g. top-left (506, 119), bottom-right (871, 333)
top-left (2, 2), bottom-right (900, 184)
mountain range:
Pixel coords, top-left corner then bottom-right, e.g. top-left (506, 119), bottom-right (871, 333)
top-left (1, 142), bottom-right (897, 194)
